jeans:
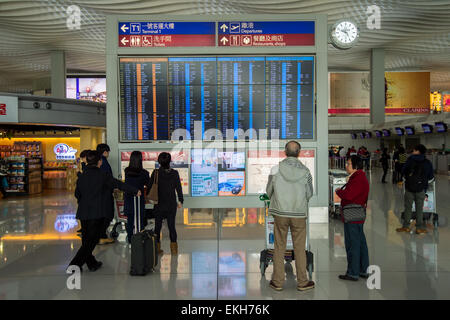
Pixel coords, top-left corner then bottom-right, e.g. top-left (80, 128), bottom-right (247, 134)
top-left (70, 218), bottom-right (104, 268)
top-left (271, 216), bottom-right (309, 287)
top-left (403, 190), bottom-right (426, 229)
top-left (154, 208), bottom-right (177, 243)
top-left (344, 223), bottom-right (369, 279)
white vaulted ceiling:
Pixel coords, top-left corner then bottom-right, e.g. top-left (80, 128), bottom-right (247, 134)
top-left (0, 0), bottom-right (450, 93)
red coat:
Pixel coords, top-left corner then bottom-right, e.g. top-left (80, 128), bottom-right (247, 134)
top-left (336, 170), bottom-right (369, 224)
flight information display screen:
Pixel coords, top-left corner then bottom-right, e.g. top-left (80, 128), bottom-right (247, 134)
top-left (119, 56), bottom-right (315, 141)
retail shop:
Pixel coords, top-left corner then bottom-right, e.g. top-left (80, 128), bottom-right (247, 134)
top-left (0, 128), bottom-right (104, 196)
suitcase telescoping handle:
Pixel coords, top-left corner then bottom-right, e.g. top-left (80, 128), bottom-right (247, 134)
top-left (134, 195), bottom-right (141, 235)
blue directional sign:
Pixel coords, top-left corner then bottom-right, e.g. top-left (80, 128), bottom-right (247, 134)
top-left (218, 21), bottom-right (315, 34)
top-left (119, 22), bottom-right (215, 35)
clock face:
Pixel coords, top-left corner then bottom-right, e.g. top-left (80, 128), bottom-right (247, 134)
top-left (330, 20), bottom-right (359, 49)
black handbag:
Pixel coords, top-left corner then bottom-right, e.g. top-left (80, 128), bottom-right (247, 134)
top-left (340, 183), bottom-right (367, 223)
top-left (342, 204), bottom-right (366, 223)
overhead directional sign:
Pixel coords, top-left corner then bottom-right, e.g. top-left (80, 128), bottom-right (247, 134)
top-left (218, 21), bottom-right (315, 47)
top-left (118, 22), bottom-right (215, 47)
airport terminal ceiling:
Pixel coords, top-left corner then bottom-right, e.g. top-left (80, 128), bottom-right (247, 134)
top-left (1, 0), bottom-right (450, 93)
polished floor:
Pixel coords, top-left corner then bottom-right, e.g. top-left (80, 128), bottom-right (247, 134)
top-left (0, 169), bottom-right (449, 300)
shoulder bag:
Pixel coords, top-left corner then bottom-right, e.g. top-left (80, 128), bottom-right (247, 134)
top-left (147, 169), bottom-right (159, 204)
top-left (340, 183), bottom-right (366, 223)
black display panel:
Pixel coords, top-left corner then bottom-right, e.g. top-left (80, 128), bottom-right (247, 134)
top-left (119, 56), bottom-right (315, 141)
top-left (422, 124), bottom-right (433, 134)
top-left (405, 126), bottom-right (415, 135)
top-left (435, 122), bottom-right (448, 133)
top-left (395, 127), bottom-right (404, 136)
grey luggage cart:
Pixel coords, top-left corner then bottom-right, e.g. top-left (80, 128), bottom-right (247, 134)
top-left (328, 170), bottom-right (347, 219)
top-left (259, 194), bottom-right (313, 280)
top-left (401, 180), bottom-right (439, 228)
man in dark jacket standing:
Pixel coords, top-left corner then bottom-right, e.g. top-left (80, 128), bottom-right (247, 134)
top-left (96, 144), bottom-right (115, 244)
top-left (397, 144), bottom-right (434, 235)
top-left (68, 151), bottom-right (140, 271)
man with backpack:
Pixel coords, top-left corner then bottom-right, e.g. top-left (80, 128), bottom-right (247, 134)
top-left (396, 144), bottom-right (434, 235)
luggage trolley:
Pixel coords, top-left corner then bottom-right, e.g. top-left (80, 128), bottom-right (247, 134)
top-left (329, 170), bottom-right (347, 219)
top-left (110, 189), bottom-right (156, 242)
top-left (401, 180), bottom-right (439, 228)
top-left (110, 190), bottom-right (128, 243)
top-left (259, 194), bottom-right (314, 279)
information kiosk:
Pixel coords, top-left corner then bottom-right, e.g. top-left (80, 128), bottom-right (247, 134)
top-left (106, 15), bottom-right (328, 223)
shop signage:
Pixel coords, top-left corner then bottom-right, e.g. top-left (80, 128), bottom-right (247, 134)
top-left (0, 95), bottom-right (19, 123)
top-left (54, 143), bottom-right (77, 160)
top-left (218, 21), bottom-right (315, 47)
top-left (118, 22), bottom-right (215, 47)
top-left (328, 107), bottom-right (430, 115)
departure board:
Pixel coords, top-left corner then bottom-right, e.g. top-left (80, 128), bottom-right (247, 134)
top-left (119, 56), bottom-right (314, 141)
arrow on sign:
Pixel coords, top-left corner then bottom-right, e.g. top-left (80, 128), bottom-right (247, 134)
top-left (121, 37), bottom-right (129, 45)
top-left (220, 37), bottom-right (229, 45)
top-left (220, 24), bottom-right (228, 32)
top-left (121, 24), bottom-right (129, 33)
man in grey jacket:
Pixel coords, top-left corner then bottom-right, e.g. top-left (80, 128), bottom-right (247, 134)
top-left (266, 141), bottom-right (314, 291)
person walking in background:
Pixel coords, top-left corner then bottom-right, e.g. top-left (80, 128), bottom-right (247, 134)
top-left (78, 149), bottom-right (89, 174)
top-left (151, 152), bottom-right (184, 255)
top-left (96, 144), bottom-right (115, 244)
top-left (97, 144), bottom-right (112, 175)
top-left (392, 147), bottom-right (400, 183)
top-left (124, 151), bottom-right (151, 244)
top-left (397, 147), bottom-right (408, 184)
top-left (266, 141), bottom-right (314, 292)
top-left (380, 148), bottom-right (390, 183)
top-left (76, 149), bottom-right (90, 235)
top-left (339, 146), bottom-right (346, 159)
top-left (336, 155), bottom-right (370, 281)
top-left (69, 151), bottom-right (140, 272)
top-left (396, 144), bottom-right (434, 235)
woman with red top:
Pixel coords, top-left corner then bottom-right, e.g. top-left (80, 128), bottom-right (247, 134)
top-left (336, 155), bottom-right (370, 281)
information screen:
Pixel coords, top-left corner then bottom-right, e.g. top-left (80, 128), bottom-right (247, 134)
top-left (218, 151), bottom-right (246, 196)
top-left (120, 150), bottom-right (190, 194)
top-left (246, 149), bottom-right (315, 194)
top-left (119, 56), bottom-right (315, 141)
top-left (191, 149), bottom-right (219, 197)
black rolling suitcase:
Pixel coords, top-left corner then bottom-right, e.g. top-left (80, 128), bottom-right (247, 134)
top-left (130, 196), bottom-right (158, 276)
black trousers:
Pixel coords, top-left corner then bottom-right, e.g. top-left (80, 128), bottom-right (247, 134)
top-left (382, 165), bottom-right (388, 182)
top-left (70, 218), bottom-right (104, 268)
top-left (154, 208), bottom-right (177, 243)
top-left (100, 216), bottom-right (113, 239)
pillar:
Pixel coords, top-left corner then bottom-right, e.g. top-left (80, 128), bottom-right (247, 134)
top-left (370, 48), bottom-right (385, 124)
top-left (50, 51), bottom-right (66, 98)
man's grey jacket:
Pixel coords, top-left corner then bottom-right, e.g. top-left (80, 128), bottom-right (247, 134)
top-left (266, 157), bottom-right (313, 218)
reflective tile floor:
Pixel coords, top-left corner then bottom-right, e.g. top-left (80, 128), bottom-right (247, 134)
top-left (0, 169), bottom-right (449, 300)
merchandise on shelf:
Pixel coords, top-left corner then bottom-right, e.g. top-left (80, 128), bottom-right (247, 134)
top-left (4, 156), bottom-right (43, 194)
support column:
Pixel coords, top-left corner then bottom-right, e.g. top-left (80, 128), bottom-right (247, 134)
top-left (50, 51), bottom-right (66, 98)
top-left (370, 48), bottom-right (385, 124)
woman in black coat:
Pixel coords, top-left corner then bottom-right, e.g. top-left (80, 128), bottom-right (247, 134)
top-left (380, 148), bottom-right (390, 183)
top-left (70, 151), bottom-right (139, 272)
top-left (124, 151), bottom-right (151, 243)
top-left (150, 152), bottom-right (184, 255)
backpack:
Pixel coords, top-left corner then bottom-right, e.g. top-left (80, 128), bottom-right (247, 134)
top-left (405, 160), bottom-right (426, 192)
